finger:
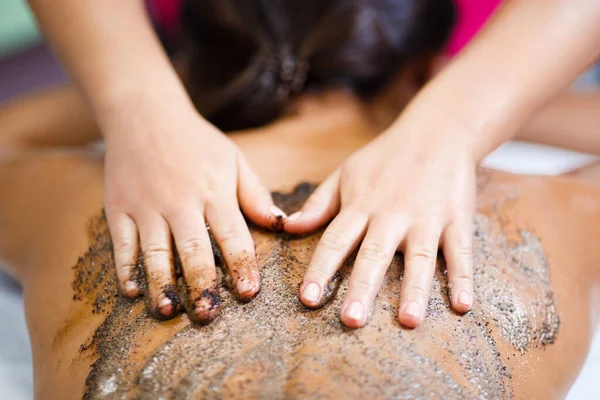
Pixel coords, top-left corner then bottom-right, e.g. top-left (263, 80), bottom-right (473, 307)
top-left (205, 202), bottom-right (260, 301)
top-left (107, 211), bottom-right (141, 297)
top-left (137, 213), bottom-right (181, 320)
top-left (398, 222), bottom-right (443, 328)
top-left (237, 153), bottom-right (287, 231)
top-left (299, 207), bottom-right (369, 308)
top-left (169, 208), bottom-right (220, 324)
top-left (284, 169), bottom-right (341, 235)
top-left (340, 214), bottom-right (408, 328)
top-left (442, 217), bottom-right (474, 313)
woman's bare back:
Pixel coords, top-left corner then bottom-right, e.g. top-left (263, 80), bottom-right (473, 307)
top-left (58, 172), bottom-right (584, 399)
top-left (0, 89), bottom-right (598, 399)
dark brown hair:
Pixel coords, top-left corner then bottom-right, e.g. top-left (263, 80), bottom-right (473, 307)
top-left (182, 0), bottom-right (455, 131)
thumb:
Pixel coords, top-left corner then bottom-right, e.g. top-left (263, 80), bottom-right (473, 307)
top-left (284, 169), bottom-right (341, 235)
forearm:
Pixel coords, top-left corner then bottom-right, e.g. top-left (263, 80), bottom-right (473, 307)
top-left (27, 0), bottom-right (196, 136)
top-left (399, 0), bottom-right (600, 160)
top-left (517, 91), bottom-right (600, 155)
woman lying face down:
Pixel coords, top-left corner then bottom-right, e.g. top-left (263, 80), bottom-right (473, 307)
top-left (0, 84), bottom-right (599, 398)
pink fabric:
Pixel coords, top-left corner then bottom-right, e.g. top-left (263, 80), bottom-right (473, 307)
top-left (147, 0), bottom-right (500, 55)
top-left (447, 0), bottom-right (502, 56)
top-left (147, 0), bottom-right (183, 38)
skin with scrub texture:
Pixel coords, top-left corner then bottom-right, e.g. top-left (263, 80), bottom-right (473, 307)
top-left (1, 75), bottom-right (600, 397)
top-left (72, 176), bottom-right (559, 398)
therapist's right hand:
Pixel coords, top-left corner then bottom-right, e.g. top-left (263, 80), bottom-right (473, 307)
top-left (104, 105), bottom-right (284, 324)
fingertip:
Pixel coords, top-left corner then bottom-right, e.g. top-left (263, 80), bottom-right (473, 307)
top-left (224, 248), bottom-right (261, 301)
top-left (267, 205), bottom-right (287, 231)
top-left (158, 294), bottom-right (174, 318)
top-left (283, 211), bottom-right (328, 235)
top-left (111, 214), bottom-right (140, 298)
top-left (123, 280), bottom-right (141, 298)
top-left (340, 300), bottom-right (367, 328)
top-left (190, 288), bottom-right (221, 324)
top-left (299, 281), bottom-right (322, 308)
top-left (398, 314), bottom-right (422, 329)
top-left (243, 202), bottom-right (287, 231)
top-left (116, 263), bottom-right (140, 298)
top-left (236, 276), bottom-right (260, 301)
top-left (238, 156), bottom-right (284, 231)
top-left (284, 174), bottom-right (340, 234)
top-left (398, 301), bottom-right (423, 329)
top-left (443, 219), bottom-right (474, 314)
top-left (453, 289), bottom-right (473, 314)
top-left (154, 286), bottom-right (181, 319)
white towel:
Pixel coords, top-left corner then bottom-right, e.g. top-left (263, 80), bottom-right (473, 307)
top-left (0, 272), bottom-right (33, 400)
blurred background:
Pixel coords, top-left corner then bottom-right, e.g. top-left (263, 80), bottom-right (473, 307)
top-left (0, 0), bottom-right (67, 104)
top-left (0, 1), bottom-right (599, 399)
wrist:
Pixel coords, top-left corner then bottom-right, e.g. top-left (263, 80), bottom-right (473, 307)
top-left (101, 97), bottom-right (214, 148)
top-left (99, 80), bottom-right (193, 123)
top-left (396, 70), bottom-right (526, 161)
top-left (100, 85), bottom-right (202, 139)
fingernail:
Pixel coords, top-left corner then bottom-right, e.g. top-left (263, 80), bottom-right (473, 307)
top-left (302, 282), bottom-right (321, 304)
top-left (269, 205), bottom-right (287, 218)
top-left (236, 278), bottom-right (256, 297)
top-left (192, 288), bottom-right (221, 323)
top-left (457, 290), bottom-right (472, 310)
top-left (158, 295), bottom-right (172, 316)
top-left (345, 301), bottom-right (365, 324)
top-left (404, 301), bottom-right (421, 319)
top-left (287, 211), bottom-right (302, 222)
top-left (124, 281), bottom-right (138, 295)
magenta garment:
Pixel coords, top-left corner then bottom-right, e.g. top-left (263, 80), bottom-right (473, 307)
top-left (147, 0), bottom-right (501, 56)
top-left (446, 0), bottom-right (502, 56)
top-left (146, 0), bottom-right (183, 40)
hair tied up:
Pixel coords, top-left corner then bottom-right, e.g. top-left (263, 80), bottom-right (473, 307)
top-left (275, 46), bottom-right (309, 100)
top-left (183, 0), bottom-right (456, 131)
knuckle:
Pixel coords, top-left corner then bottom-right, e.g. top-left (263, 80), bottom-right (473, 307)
top-left (405, 285), bottom-right (427, 296)
top-left (179, 237), bottom-right (211, 257)
top-left (305, 264), bottom-right (331, 282)
top-left (456, 244), bottom-right (473, 264)
top-left (203, 173), bottom-right (230, 199)
top-left (218, 222), bottom-right (247, 245)
top-left (113, 240), bottom-right (135, 253)
top-left (359, 241), bottom-right (388, 264)
top-left (143, 243), bottom-right (171, 261)
top-left (116, 262), bottom-right (134, 274)
top-left (451, 273), bottom-right (473, 284)
top-left (350, 279), bottom-right (374, 297)
top-left (198, 181), bottom-right (223, 205)
top-left (319, 229), bottom-right (349, 252)
top-left (407, 247), bottom-right (436, 266)
top-left (200, 188), bottom-right (218, 204)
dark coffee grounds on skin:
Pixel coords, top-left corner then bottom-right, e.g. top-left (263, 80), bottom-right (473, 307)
top-left (72, 174), bottom-right (559, 399)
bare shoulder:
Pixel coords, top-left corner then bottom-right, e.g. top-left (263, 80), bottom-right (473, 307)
top-left (0, 148), bottom-right (104, 280)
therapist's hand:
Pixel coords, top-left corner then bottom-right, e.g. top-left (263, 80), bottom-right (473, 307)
top-left (104, 106), bottom-right (284, 323)
top-left (286, 115), bottom-right (476, 329)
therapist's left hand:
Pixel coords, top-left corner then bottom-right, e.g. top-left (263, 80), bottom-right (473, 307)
top-left (284, 115), bottom-right (477, 329)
